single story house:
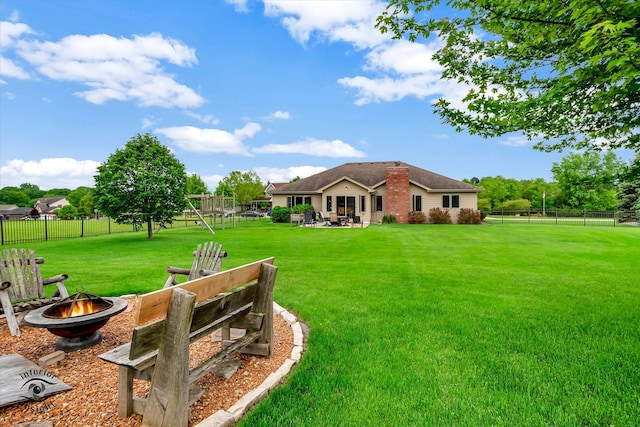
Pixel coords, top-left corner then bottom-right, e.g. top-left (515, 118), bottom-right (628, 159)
top-left (0, 205), bottom-right (32, 220)
top-left (34, 197), bottom-right (70, 216)
top-left (271, 161), bottom-right (483, 224)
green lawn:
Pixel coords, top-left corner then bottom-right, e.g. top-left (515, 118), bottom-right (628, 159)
top-left (7, 222), bottom-right (639, 426)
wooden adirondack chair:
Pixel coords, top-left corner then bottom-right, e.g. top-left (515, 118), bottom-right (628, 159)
top-left (0, 248), bottom-right (70, 336)
top-left (163, 242), bottom-right (228, 288)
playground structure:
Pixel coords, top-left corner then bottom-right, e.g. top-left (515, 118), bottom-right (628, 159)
top-left (184, 194), bottom-right (236, 234)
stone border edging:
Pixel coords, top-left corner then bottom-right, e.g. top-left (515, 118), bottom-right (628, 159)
top-left (195, 302), bottom-right (306, 427)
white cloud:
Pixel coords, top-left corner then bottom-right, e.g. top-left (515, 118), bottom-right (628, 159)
top-left (0, 21), bottom-right (34, 47)
top-left (364, 39), bottom-right (443, 75)
top-left (5, 28), bottom-right (204, 108)
top-left (264, 110), bottom-right (291, 121)
top-left (261, 1), bottom-right (464, 109)
top-left (0, 56), bottom-right (30, 79)
top-left (263, 0), bottom-right (387, 48)
top-left (0, 158), bottom-right (100, 190)
top-left (201, 174), bottom-right (225, 191)
top-left (500, 135), bottom-right (533, 147)
top-left (154, 123), bottom-right (261, 156)
top-left (225, 0), bottom-right (251, 13)
top-left (253, 137), bottom-right (366, 158)
top-left (8, 10), bottom-right (20, 22)
top-left (141, 116), bottom-right (159, 129)
top-left (254, 165), bottom-right (327, 183)
top-left (184, 110), bottom-right (220, 125)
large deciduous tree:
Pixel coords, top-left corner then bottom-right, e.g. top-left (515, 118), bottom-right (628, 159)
top-left (551, 151), bottom-right (626, 209)
top-left (93, 133), bottom-right (186, 239)
top-left (377, 0), bottom-right (640, 152)
top-left (216, 171), bottom-right (264, 208)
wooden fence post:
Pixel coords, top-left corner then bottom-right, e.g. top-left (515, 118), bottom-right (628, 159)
top-left (142, 288), bottom-right (196, 427)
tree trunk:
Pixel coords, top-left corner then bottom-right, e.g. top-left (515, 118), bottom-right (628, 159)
top-left (147, 218), bottom-right (153, 239)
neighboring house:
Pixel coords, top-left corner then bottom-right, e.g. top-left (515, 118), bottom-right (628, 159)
top-left (262, 181), bottom-right (287, 210)
top-left (34, 197), bottom-right (70, 217)
top-left (271, 161), bottom-right (483, 224)
top-left (0, 205), bottom-right (32, 220)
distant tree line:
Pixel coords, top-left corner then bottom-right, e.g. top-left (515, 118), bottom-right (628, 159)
top-left (2, 150), bottom-right (638, 219)
top-left (466, 151), bottom-right (640, 213)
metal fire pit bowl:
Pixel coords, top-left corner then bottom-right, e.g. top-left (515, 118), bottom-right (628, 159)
top-left (24, 293), bottom-right (128, 352)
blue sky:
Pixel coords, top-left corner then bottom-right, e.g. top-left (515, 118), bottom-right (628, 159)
top-left (0, 1), bottom-right (633, 191)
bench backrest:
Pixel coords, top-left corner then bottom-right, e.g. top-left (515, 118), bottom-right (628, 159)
top-left (0, 249), bottom-right (45, 302)
top-left (131, 257), bottom-right (275, 359)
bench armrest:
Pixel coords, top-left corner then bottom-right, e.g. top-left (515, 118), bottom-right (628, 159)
top-left (166, 266), bottom-right (191, 276)
top-left (42, 274), bottom-right (68, 285)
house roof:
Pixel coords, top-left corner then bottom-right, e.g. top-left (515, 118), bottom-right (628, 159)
top-left (37, 197), bottom-right (67, 205)
top-left (0, 206), bottom-right (31, 216)
top-left (272, 161), bottom-right (481, 194)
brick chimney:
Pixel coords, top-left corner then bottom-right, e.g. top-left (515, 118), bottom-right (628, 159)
top-left (385, 163), bottom-right (410, 224)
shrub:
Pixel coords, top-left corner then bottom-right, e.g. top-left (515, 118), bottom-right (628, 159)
top-left (382, 214), bottom-right (397, 224)
top-left (428, 208), bottom-right (452, 224)
top-left (408, 211), bottom-right (427, 224)
top-left (270, 206), bottom-right (291, 223)
top-left (292, 204), bottom-right (314, 214)
top-left (457, 208), bottom-right (482, 224)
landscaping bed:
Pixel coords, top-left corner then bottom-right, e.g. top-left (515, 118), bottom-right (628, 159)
top-left (0, 297), bottom-right (294, 426)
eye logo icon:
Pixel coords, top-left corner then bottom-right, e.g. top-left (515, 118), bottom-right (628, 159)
top-left (21, 376), bottom-right (56, 401)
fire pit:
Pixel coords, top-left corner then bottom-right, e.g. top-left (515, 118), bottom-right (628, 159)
top-left (24, 292), bottom-right (128, 352)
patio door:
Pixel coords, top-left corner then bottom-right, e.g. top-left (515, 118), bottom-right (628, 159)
top-left (336, 196), bottom-right (356, 217)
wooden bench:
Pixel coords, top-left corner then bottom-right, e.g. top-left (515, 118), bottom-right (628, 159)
top-left (99, 258), bottom-right (277, 426)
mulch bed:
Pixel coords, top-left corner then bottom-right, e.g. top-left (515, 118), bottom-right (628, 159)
top-left (0, 297), bottom-right (294, 426)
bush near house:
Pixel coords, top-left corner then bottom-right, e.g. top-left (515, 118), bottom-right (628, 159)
top-left (457, 208), bottom-right (483, 224)
top-left (291, 204), bottom-right (314, 214)
top-left (429, 208), bottom-right (452, 224)
top-left (382, 214), bottom-right (397, 224)
top-left (408, 211), bottom-right (427, 224)
top-left (270, 206), bottom-right (291, 223)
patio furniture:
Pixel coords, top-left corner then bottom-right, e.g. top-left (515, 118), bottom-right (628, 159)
top-left (329, 212), bottom-right (339, 226)
top-left (303, 209), bottom-right (317, 227)
top-left (0, 248), bottom-right (70, 336)
top-left (100, 258), bottom-right (277, 421)
top-left (164, 242), bottom-right (227, 288)
top-left (290, 213), bottom-right (304, 226)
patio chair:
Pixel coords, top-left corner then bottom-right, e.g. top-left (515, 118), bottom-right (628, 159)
top-left (329, 212), bottom-right (339, 226)
top-left (303, 209), bottom-right (317, 227)
top-left (164, 242), bottom-right (228, 288)
top-left (0, 248), bottom-right (70, 336)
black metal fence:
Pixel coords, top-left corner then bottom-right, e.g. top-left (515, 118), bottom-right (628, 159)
top-left (0, 214), bottom-right (262, 246)
top-left (484, 209), bottom-right (639, 226)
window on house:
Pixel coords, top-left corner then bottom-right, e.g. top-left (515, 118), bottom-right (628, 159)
top-left (442, 194), bottom-right (460, 208)
top-left (360, 195), bottom-right (366, 212)
top-left (376, 195), bottom-right (383, 212)
top-left (326, 195), bottom-right (332, 212)
top-left (412, 195), bottom-right (422, 212)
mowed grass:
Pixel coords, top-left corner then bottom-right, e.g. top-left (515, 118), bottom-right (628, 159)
top-left (7, 222), bottom-right (639, 426)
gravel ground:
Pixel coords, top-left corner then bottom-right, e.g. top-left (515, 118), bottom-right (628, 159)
top-left (0, 297), bottom-right (294, 426)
